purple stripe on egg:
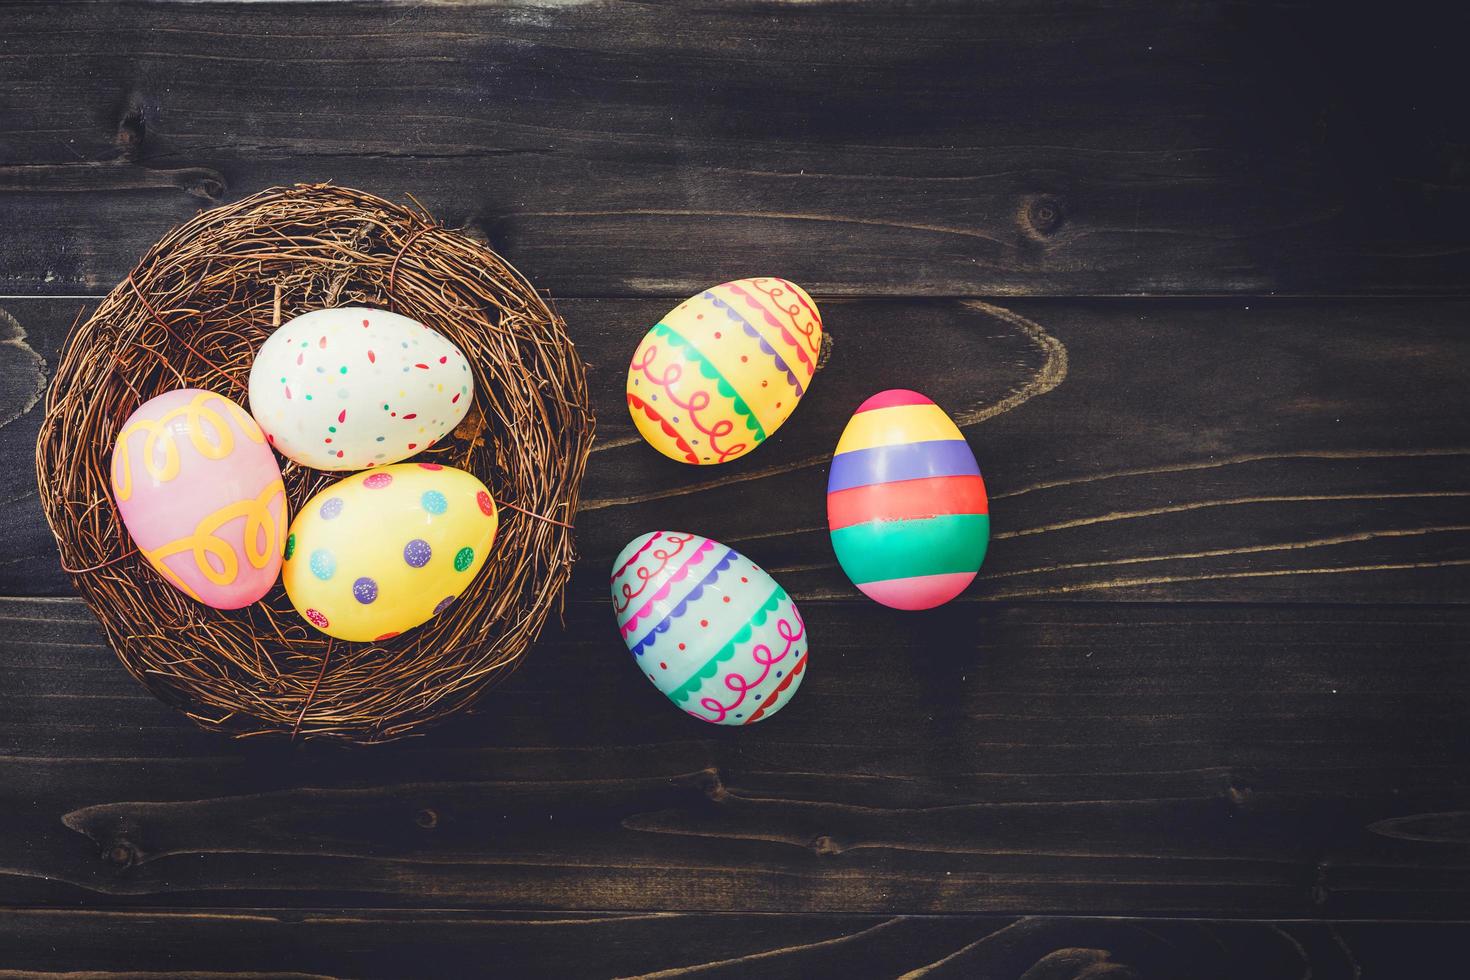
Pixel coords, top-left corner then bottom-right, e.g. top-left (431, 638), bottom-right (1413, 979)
top-left (826, 439), bottom-right (980, 493)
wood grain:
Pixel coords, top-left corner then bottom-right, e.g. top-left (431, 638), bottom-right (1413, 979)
top-left (6, 596), bottom-right (1470, 917)
top-left (1, 909), bottom-right (1463, 978)
top-left (0, 2), bottom-right (1465, 297)
top-left (3, 296), bottom-right (1467, 603)
top-left (3, 1), bottom-right (1468, 970)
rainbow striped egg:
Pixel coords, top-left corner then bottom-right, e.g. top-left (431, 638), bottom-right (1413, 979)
top-left (611, 532), bottom-right (808, 725)
top-left (627, 278), bottom-right (823, 464)
top-left (827, 390), bottom-right (989, 610)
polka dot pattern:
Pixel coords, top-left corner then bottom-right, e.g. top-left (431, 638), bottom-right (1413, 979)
top-left (304, 608), bottom-right (330, 628)
top-left (284, 533), bottom-right (296, 560)
top-left (282, 463), bottom-right (499, 641)
top-left (247, 307), bottom-right (474, 471)
top-left (403, 539), bottom-right (432, 568)
top-left (309, 548), bottom-right (336, 581)
top-left (454, 547), bottom-right (475, 572)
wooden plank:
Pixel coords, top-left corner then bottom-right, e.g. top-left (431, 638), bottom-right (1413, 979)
top-left (0, 909), bottom-right (1463, 979)
top-left (4, 296), bottom-right (1469, 602)
top-left (5, 597), bottom-right (1470, 917)
top-left (0, 299), bottom-right (73, 596)
top-left (0, 2), bottom-right (1465, 297)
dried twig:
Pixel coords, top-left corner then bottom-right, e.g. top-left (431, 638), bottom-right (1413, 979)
top-left (35, 184), bottom-right (595, 743)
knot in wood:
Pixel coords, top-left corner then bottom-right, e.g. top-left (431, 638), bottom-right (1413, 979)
top-left (104, 840), bottom-right (138, 868)
top-left (694, 767), bottom-right (729, 802)
top-left (185, 170), bottom-right (227, 203)
top-left (415, 808), bottom-right (439, 830)
top-left (810, 834), bottom-right (842, 857)
top-left (816, 330), bottom-right (835, 372)
top-left (1023, 194), bottom-right (1066, 238)
top-left (115, 95), bottom-right (146, 162)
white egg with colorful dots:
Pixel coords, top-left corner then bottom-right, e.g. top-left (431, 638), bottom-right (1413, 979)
top-left (282, 463), bottom-right (498, 642)
top-left (248, 306), bottom-right (473, 471)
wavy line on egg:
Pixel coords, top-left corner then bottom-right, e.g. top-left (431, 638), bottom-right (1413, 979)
top-left (654, 323), bottom-right (766, 440)
top-left (612, 533), bottom-right (698, 614)
top-left (626, 392), bottom-right (698, 463)
top-left (610, 531), bottom-right (664, 583)
top-left (751, 278), bottom-right (822, 358)
top-left (705, 291), bottom-right (803, 394)
top-left (666, 585), bottom-right (786, 701)
top-left (743, 649), bottom-right (809, 725)
top-left (619, 539), bottom-right (716, 637)
top-left (581, 300), bottom-right (1068, 507)
top-left (628, 549), bottom-right (738, 658)
top-left (138, 479), bottom-right (285, 601)
top-left (723, 280), bottom-right (817, 377)
top-left (112, 391), bottom-right (263, 501)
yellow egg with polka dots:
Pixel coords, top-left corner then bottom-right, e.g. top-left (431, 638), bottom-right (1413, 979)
top-left (282, 463), bottom-right (498, 642)
top-left (626, 278), bottom-right (823, 464)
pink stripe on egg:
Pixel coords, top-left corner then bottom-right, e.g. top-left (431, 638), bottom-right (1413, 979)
top-left (854, 389), bottom-right (934, 413)
top-left (857, 571), bottom-right (976, 610)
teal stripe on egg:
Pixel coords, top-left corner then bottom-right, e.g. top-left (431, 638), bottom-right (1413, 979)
top-left (829, 513), bottom-right (989, 585)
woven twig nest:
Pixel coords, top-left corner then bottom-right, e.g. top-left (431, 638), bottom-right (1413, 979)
top-left (35, 184), bottom-right (594, 743)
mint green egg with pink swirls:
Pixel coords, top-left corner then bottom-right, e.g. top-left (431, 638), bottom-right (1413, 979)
top-left (611, 531), bottom-right (808, 725)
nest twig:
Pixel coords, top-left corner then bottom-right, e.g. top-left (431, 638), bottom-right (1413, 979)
top-left (34, 184), bottom-right (595, 743)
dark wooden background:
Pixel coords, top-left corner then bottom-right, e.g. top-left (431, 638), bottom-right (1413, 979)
top-left (3, 2), bottom-right (1468, 976)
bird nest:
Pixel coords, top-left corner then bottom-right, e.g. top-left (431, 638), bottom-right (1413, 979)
top-left (35, 184), bottom-right (594, 743)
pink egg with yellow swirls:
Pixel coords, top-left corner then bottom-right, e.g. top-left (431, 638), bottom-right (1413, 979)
top-left (110, 388), bottom-right (288, 609)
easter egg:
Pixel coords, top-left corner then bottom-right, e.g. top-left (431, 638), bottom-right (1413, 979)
top-left (110, 388), bottom-right (287, 609)
top-left (282, 463), bottom-right (498, 641)
top-left (626, 278), bottom-right (822, 464)
top-left (827, 390), bottom-right (989, 610)
top-left (611, 531), bottom-right (808, 725)
top-left (248, 306), bottom-right (473, 471)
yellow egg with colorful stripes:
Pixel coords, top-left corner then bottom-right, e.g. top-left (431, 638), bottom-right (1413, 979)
top-left (626, 278), bottom-right (823, 464)
top-left (827, 390), bottom-right (989, 610)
